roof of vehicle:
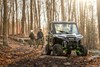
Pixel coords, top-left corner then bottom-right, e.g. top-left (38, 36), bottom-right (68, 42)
top-left (51, 21), bottom-right (76, 24)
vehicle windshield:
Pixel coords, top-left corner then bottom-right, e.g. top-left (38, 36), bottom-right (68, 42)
top-left (54, 23), bottom-right (79, 34)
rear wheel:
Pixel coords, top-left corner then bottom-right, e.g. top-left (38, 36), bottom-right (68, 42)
top-left (76, 45), bottom-right (87, 56)
top-left (52, 44), bottom-right (63, 56)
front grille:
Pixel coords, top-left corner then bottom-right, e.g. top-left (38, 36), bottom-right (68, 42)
top-left (67, 37), bottom-right (76, 41)
top-left (68, 41), bottom-right (77, 44)
top-left (67, 35), bottom-right (75, 37)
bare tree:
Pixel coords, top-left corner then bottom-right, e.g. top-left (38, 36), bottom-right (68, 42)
top-left (37, 0), bottom-right (41, 29)
top-left (33, 0), bottom-right (39, 32)
top-left (61, 0), bottom-right (65, 20)
top-left (3, 0), bottom-right (8, 46)
top-left (12, 0), bottom-right (15, 35)
top-left (21, 0), bottom-right (26, 35)
top-left (0, 0), bottom-right (2, 35)
top-left (46, 0), bottom-right (52, 31)
top-left (15, 0), bottom-right (18, 34)
top-left (68, 0), bottom-right (72, 21)
top-left (30, 0), bottom-right (33, 30)
top-left (97, 0), bottom-right (100, 43)
top-left (27, 5), bottom-right (30, 33)
top-left (71, 0), bottom-right (76, 21)
top-left (8, 0), bottom-right (12, 35)
top-left (79, 1), bottom-right (86, 44)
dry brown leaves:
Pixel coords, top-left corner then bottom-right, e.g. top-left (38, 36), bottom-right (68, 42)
top-left (0, 38), bottom-right (100, 67)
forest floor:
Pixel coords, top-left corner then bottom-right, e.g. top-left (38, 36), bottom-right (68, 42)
top-left (0, 37), bottom-right (100, 67)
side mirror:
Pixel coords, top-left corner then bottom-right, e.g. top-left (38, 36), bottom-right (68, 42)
top-left (48, 31), bottom-right (52, 34)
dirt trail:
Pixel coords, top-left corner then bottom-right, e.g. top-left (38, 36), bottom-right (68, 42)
top-left (0, 39), bottom-right (42, 66)
top-left (0, 39), bottom-right (100, 67)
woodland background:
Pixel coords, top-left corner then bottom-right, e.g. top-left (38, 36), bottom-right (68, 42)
top-left (1, 0), bottom-right (100, 50)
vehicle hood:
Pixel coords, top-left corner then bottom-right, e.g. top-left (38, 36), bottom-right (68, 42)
top-left (53, 33), bottom-right (83, 40)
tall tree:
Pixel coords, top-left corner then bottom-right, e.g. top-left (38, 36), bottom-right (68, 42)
top-left (33, 0), bottom-right (38, 32)
top-left (71, 0), bottom-right (76, 21)
top-left (68, 0), bottom-right (72, 21)
top-left (27, 5), bottom-right (30, 33)
top-left (46, 0), bottom-right (52, 31)
top-left (12, 0), bottom-right (15, 35)
top-left (30, 0), bottom-right (33, 30)
top-left (50, 0), bottom-right (55, 21)
top-left (37, 0), bottom-right (41, 29)
top-left (21, 0), bottom-right (26, 34)
top-left (61, 0), bottom-right (65, 20)
top-left (3, 0), bottom-right (8, 46)
top-left (79, 1), bottom-right (85, 44)
top-left (53, 0), bottom-right (56, 20)
top-left (97, 0), bottom-right (100, 42)
top-left (0, 0), bottom-right (2, 35)
top-left (15, 0), bottom-right (18, 34)
top-left (8, 0), bottom-right (12, 35)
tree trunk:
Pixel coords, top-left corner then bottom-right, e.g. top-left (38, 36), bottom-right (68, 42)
top-left (97, 0), bottom-right (100, 43)
top-left (37, 0), bottom-right (41, 29)
top-left (8, 1), bottom-right (12, 35)
top-left (90, 5), bottom-right (95, 49)
top-left (53, 0), bottom-right (56, 20)
top-left (79, 2), bottom-right (85, 44)
top-left (3, 0), bottom-right (8, 46)
top-left (61, 0), bottom-right (65, 21)
top-left (0, 0), bottom-right (2, 35)
top-left (33, 0), bottom-right (38, 32)
top-left (15, 0), bottom-right (18, 34)
top-left (68, 0), bottom-right (72, 21)
top-left (12, 0), bottom-right (15, 35)
top-left (27, 6), bottom-right (30, 34)
top-left (30, 0), bottom-right (33, 30)
top-left (71, 0), bottom-right (76, 21)
top-left (46, 0), bottom-right (51, 31)
top-left (21, 0), bottom-right (25, 35)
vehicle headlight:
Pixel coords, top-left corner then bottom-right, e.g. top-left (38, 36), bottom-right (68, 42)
top-left (77, 35), bottom-right (83, 39)
top-left (73, 33), bottom-right (76, 35)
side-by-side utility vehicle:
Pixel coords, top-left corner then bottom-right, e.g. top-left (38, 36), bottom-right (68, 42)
top-left (44, 21), bottom-right (87, 56)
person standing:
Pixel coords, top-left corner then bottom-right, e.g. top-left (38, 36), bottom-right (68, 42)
top-left (29, 30), bottom-right (35, 47)
top-left (37, 29), bottom-right (44, 48)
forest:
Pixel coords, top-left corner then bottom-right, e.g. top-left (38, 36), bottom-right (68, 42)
top-left (0, 0), bottom-right (100, 67)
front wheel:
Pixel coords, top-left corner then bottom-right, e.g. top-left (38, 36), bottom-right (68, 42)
top-left (76, 45), bottom-right (88, 56)
top-left (52, 44), bottom-right (63, 56)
